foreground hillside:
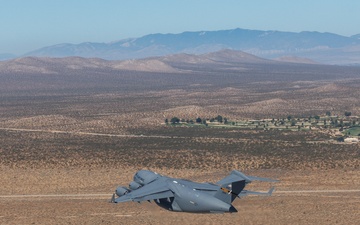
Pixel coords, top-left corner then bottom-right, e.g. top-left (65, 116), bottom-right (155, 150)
top-left (1, 168), bottom-right (359, 225)
top-left (0, 52), bottom-right (359, 224)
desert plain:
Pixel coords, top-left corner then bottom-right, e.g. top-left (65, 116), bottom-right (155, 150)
top-left (0, 51), bottom-right (359, 224)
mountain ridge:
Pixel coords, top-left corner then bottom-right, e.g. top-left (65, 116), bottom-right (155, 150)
top-left (3, 28), bottom-right (360, 64)
top-left (0, 49), bottom-right (295, 74)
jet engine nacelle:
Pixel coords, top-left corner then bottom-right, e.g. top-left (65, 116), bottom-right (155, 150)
top-left (115, 186), bottom-right (130, 197)
top-left (133, 170), bottom-right (160, 185)
top-left (129, 181), bottom-right (142, 190)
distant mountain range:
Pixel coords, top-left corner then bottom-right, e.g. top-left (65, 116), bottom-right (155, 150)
top-left (0, 53), bottom-right (16, 61)
top-left (0, 49), bottom-right (272, 74)
top-left (351, 34), bottom-right (360, 39)
top-left (2, 28), bottom-right (360, 64)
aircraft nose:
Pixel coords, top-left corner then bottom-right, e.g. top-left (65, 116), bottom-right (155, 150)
top-left (229, 205), bottom-right (238, 213)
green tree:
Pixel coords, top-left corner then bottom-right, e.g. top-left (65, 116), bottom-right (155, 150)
top-left (314, 115), bottom-right (320, 120)
top-left (165, 118), bottom-right (168, 124)
top-left (224, 118), bottom-right (228, 124)
top-left (345, 111), bottom-right (352, 117)
top-left (170, 117), bottom-right (180, 124)
top-left (287, 115), bottom-right (292, 121)
top-left (337, 137), bottom-right (344, 142)
top-left (326, 111), bottom-right (331, 116)
top-left (196, 117), bottom-right (202, 123)
top-left (216, 115), bottom-right (223, 123)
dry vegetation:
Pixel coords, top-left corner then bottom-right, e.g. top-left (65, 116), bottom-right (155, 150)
top-left (0, 56), bottom-right (360, 224)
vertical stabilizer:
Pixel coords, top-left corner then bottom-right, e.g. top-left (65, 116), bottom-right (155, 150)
top-left (214, 180), bottom-right (245, 204)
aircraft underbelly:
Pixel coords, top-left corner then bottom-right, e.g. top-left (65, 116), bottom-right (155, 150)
top-left (169, 182), bottom-right (231, 212)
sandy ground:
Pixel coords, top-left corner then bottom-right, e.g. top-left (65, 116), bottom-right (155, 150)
top-left (0, 168), bottom-right (359, 225)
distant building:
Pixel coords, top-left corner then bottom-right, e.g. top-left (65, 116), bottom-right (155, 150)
top-left (344, 137), bottom-right (359, 143)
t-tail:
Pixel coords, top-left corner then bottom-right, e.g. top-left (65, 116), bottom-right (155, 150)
top-left (214, 180), bottom-right (246, 204)
top-left (214, 170), bottom-right (279, 209)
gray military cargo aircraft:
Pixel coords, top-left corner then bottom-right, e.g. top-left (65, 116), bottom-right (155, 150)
top-left (111, 170), bottom-right (278, 213)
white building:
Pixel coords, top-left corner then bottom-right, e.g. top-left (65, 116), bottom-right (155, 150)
top-left (344, 137), bottom-right (359, 143)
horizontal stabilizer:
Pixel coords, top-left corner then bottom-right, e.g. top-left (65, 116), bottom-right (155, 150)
top-left (247, 175), bottom-right (279, 183)
top-left (239, 187), bottom-right (275, 196)
top-left (217, 170), bottom-right (279, 186)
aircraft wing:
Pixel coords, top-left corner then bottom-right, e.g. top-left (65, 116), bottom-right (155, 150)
top-left (114, 179), bottom-right (174, 203)
top-left (179, 180), bottom-right (219, 191)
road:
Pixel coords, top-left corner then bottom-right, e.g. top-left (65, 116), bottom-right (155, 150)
top-left (0, 127), bottom-right (172, 139)
top-left (0, 127), bottom-right (338, 144)
top-left (1, 189), bottom-right (359, 199)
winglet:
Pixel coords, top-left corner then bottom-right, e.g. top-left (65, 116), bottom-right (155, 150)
top-left (110, 193), bottom-right (116, 203)
top-left (268, 187), bottom-right (275, 196)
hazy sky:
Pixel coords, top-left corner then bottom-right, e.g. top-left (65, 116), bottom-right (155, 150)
top-left (1, 0), bottom-right (359, 55)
